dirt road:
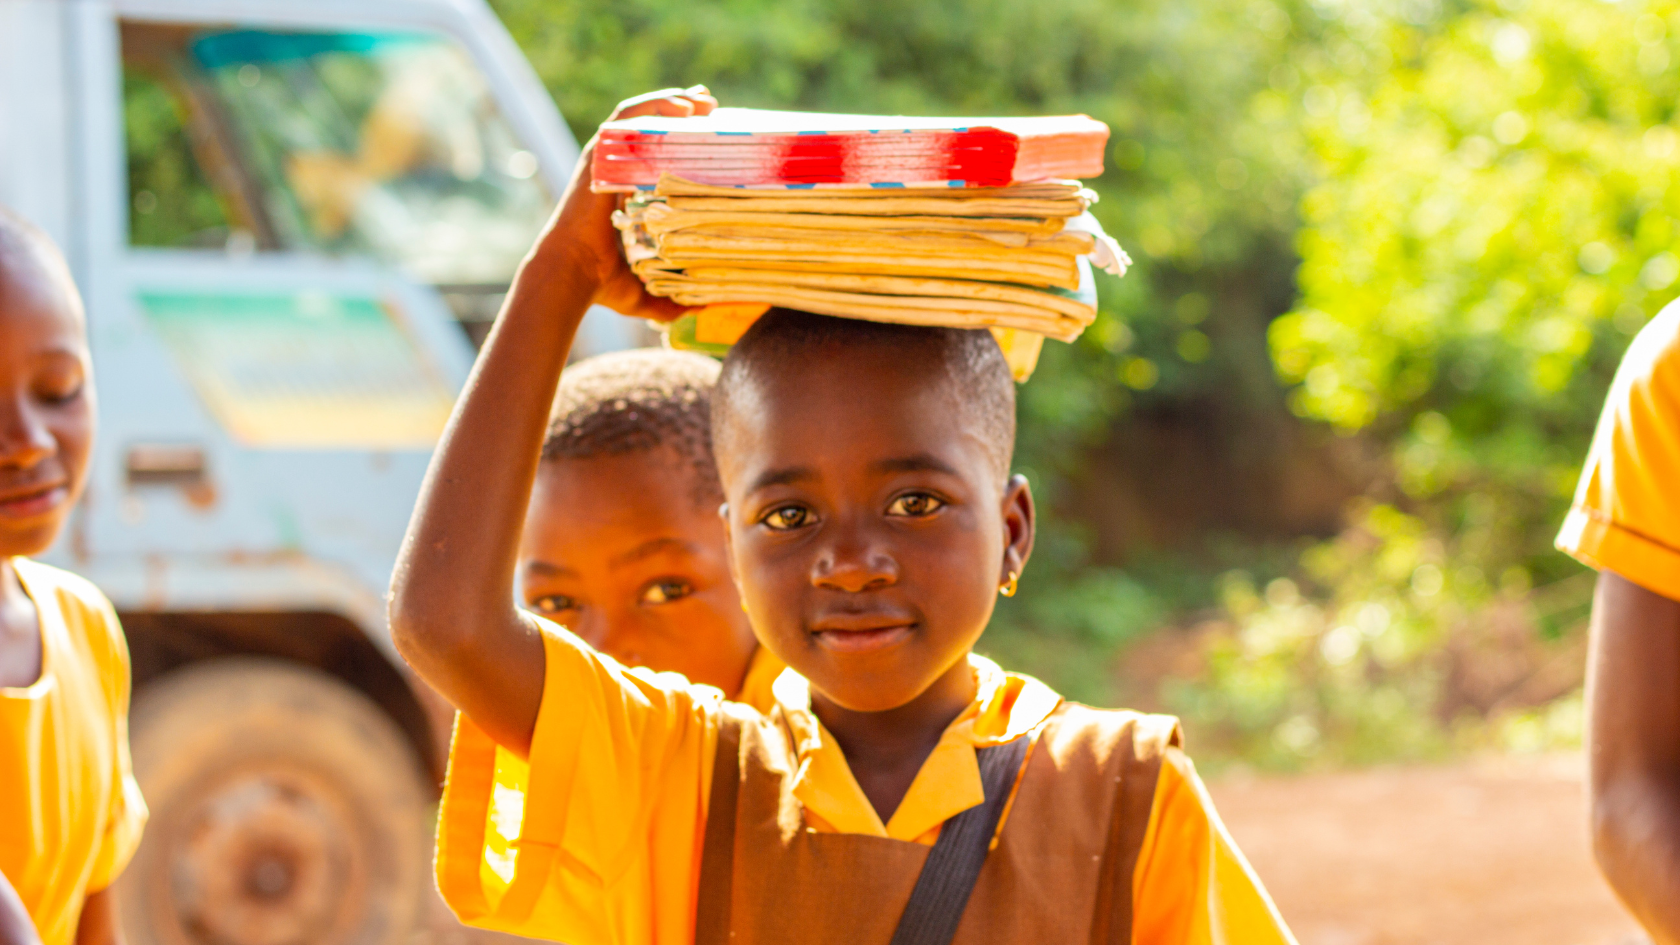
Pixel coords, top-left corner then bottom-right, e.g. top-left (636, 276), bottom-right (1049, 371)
top-left (1212, 754), bottom-right (1648, 945)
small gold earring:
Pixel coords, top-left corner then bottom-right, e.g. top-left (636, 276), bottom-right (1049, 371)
top-left (999, 571), bottom-right (1019, 598)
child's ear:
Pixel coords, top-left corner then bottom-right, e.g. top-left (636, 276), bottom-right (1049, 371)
top-left (999, 474), bottom-right (1035, 585)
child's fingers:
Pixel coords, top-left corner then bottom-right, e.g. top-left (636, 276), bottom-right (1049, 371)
top-left (597, 275), bottom-right (691, 324)
top-left (682, 86), bottom-right (719, 116)
top-left (608, 87), bottom-right (719, 122)
top-left (607, 87), bottom-right (689, 119)
top-left (633, 296), bottom-right (693, 324)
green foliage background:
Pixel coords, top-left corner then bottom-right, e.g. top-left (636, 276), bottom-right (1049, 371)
top-left (489, 0), bottom-right (1674, 768)
top-left (491, 0), bottom-right (1325, 700)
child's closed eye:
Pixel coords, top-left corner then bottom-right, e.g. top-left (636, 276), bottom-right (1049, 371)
top-left (639, 578), bottom-right (693, 605)
top-left (34, 365), bottom-right (84, 406)
top-left (885, 492), bottom-right (945, 517)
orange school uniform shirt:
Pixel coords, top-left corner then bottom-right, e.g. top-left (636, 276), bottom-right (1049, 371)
top-left (0, 559), bottom-right (148, 945)
top-left (434, 622), bottom-right (1292, 945)
top-left (1557, 303), bottom-right (1680, 599)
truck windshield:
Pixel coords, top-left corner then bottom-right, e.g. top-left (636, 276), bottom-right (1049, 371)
top-left (122, 23), bottom-right (552, 293)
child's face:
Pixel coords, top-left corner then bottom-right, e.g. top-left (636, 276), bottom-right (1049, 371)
top-left (0, 245), bottom-right (93, 558)
top-left (718, 350), bottom-right (1033, 713)
top-left (520, 448), bottom-right (759, 694)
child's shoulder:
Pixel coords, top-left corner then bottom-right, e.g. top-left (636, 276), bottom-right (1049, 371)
top-left (1622, 300), bottom-right (1680, 389)
top-left (16, 558), bottom-right (127, 661)
top-left (17, 557), bottom-right (118, 613)
top-left (1036, 701), bottom-right (1183, 769)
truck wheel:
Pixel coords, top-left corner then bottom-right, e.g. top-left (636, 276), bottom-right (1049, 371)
top-left (118, 657), bottom-right (429, 945)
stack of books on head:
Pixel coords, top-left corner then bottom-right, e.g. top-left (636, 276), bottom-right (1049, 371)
top-left (599, 108), bottom-right (1130, 379)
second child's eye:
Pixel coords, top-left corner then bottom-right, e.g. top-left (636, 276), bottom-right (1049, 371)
top-left (528, 594), bottom-right (578, 614)
top-left (886, 493), bottom-right (945, 517)
top-left (640, 579), bottom-right (693, 605)
top-left (761, 505), bottom-right (813, 530)
top-left (36, 379), bottom-right (83, 406)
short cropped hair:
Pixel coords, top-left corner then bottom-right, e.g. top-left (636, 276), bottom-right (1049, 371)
top-left (0, 206), bottom-right (79, 316)
top-left (712, 309), bottom-right (1017, 479)
top-left (543, 348), bottom-right (723, 505)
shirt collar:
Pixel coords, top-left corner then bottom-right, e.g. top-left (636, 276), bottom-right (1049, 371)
top-left (732, 646), bottom-right (785, 714)
top-left (771, 653), bottom-right (1062, 841)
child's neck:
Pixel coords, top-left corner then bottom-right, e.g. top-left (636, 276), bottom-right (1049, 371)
top-left (0, 558), bottom-right (41, 689)
top-left (810, 656), bottom-right (979, 826)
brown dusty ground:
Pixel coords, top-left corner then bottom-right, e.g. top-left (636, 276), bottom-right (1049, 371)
top-left (1211, 754), bottom-right (1649, 945)
top-left (420, 753), bottom-right (1651, 944)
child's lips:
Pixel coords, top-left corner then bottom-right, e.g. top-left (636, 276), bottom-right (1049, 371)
top-left (810, 618), bottom-right (916, 653)
top-left (0, 484), bottom-right (67, 521)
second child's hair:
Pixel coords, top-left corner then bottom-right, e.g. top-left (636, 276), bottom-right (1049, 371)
top-left (543, 348), bottom-right (724, 505)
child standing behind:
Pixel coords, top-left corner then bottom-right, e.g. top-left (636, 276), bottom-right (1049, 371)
top-left (521, 348), bottom-right (779, 706)
top-left (0, 209), bottom-right (146, 945)
top-left (392, 90), bottom-right (1292, 944)
top-left (459, 348), bottom-right (785, 885)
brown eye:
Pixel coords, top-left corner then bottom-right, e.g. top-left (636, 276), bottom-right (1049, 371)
top-left (762, 505), bottom-right (812, 530)
top-left (528, 594), bottom-right (578, 614)
top-left (640, 579), bottom-right (693, 605)
top-left (886, 493), bottom-right (945, 517)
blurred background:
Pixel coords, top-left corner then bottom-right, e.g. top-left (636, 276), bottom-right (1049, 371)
top-left (10, 0), bottom-right (1673, 940)
top-left (496, 0), bottom-right (1671, 938)
top-left (483, 0), bottom-right (1635, 773)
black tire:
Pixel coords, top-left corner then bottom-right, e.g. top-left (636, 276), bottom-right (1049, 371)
top-left (117, 657), bottom-right (429, 945)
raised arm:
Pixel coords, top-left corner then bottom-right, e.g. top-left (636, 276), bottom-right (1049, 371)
top-left (73, 889), bottom-right (119, 945)
top-left (1587, 570), bottom-right (1680, 943)
top-left (388, 89), bottom-right (711, 756)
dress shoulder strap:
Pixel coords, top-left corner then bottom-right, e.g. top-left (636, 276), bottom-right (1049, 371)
top-left (696, 705), bottom-right (750, 945)
top-left (887, 734), bottom-right (1033, 945)
top-left (1087, 711), bottom-right (1182, 945)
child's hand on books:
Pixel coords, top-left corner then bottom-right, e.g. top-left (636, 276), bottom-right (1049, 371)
top-left (606, 86), bottom-right (719, 122)
top-left (545, 87), bottom-right (716, 323)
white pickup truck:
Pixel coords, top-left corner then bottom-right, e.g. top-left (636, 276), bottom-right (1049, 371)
top-left (0, 2), bottom-right (632, 941)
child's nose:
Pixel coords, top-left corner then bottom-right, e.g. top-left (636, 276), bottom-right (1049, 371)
top-left (0, 395), bottom-right (54, 469)
top-left (811, 533), bottom-right (899, 592)
top-left (577, 607), bottom-right (646, 667)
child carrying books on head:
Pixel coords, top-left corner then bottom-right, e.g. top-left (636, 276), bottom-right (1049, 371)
top-left (390, 88), bottom-right (1294, 945)
top-left (0, 209), bottom-right (147, 945)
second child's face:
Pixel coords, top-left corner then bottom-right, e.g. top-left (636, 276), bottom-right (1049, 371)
top-left (520, 449), bottom-right (759, 694)
top-left (0, 247), bottom-right (94, 558)
top-left (718, 349), bottom-right (1033, 714)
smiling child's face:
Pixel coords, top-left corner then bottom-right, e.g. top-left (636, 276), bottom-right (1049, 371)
top-left (520, 447), bottom-right (759, 694)
top-left (0, 225), bottom-right (94, 558)
top-left (716, 343), bottom-right (1033, 714)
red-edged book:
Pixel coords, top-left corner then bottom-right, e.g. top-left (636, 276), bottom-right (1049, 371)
top-left (591, 108), bottom-right (1110, 191)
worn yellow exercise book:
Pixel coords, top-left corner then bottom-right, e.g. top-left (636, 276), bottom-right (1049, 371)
top-left (615, 175), bottom-right (1129, 379)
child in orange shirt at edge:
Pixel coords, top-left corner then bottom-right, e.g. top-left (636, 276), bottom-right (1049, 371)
top-left (390, 88), bottom-right (1295, 945)
top-left (0, 209), bottom-right (147, 945)
top-left (1555, 302), bottom-right (1680, 940)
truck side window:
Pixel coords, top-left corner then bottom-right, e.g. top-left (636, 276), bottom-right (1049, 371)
top-left (124, 71), bottom-right (234, 249)
top-left (119, 22), bottom-right (553, 328)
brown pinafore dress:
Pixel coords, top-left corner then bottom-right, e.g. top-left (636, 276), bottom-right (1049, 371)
top-left (694, 701), bottom-right (1181, 945)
